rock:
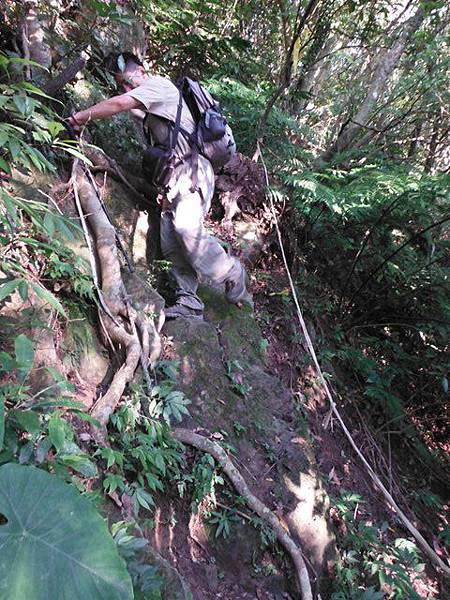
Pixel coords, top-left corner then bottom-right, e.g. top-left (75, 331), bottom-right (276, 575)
top-left (233, 217), bottom-right (267, 268)
top-left (143, 546), bottom-right (193, 600)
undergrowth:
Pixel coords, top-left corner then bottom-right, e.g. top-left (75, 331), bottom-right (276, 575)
top-left (331, 492), bottom-right (427, 600)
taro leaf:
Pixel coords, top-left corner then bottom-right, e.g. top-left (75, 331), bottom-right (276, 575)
top-left (0, 463), bottom-right (133, 600)
top-left (0, 399), bottom-right (4, 451)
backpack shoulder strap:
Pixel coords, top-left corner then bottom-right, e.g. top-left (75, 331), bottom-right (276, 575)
top-left (169, 89), bottom-right (184, 152)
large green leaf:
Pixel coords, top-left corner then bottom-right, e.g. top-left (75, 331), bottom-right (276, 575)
top-left (0, 399), bottom-right (4, 451)
top-left (0, 463), bottom-right (134, 600)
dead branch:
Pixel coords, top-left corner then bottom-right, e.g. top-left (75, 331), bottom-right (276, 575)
top-left (44, 49), bottom-right (90, 97)
top-left (172, 428), bottom-right (313, 600)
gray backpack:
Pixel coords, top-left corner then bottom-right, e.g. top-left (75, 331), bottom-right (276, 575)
top-left (142, 77), bottom-right (236, 188)
top-left (179, 77), bottom-right (236, 171)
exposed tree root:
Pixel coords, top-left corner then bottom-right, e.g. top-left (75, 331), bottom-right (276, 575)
top-left (71, 162), bottom-right (160, 428)
top-left (172, 428), bottom-right (313, 600)
top-left (90, 319), bottom-right (141, 426)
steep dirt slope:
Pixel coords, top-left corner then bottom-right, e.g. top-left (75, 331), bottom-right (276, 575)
top-left (147, 289), bottom-right (336, 598)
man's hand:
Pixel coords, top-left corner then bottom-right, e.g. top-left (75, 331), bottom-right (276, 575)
top-left (68, 113), bottom-right (85, 133)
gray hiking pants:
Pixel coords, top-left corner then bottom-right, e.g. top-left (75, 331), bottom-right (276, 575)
top-left (160, 156), bottom-right (242, 311)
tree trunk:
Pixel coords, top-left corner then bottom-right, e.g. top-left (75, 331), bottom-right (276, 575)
top-left (291, 34), bottom-right (336, 114)
top-left (257, 0), bottom-right (320, 137)
top-left (321, 6), bottom-right (424, 162)
top-left (424, 115), bottom-right (440, 173)
top-left (22, 0), bottom-right (52, 81)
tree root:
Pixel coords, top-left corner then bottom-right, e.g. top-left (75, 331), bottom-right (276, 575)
top-left (172, 428), bottom-right (313, 600)
top-left (71, 162), bottom-right (160, 428)
top-left (90, 319), bottom-right (141, 426)
top-left (70, 158), bottom-right (311, 595)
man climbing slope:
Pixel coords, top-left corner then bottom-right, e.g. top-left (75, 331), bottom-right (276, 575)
top-left (69, 53), bottom-right (251, 320)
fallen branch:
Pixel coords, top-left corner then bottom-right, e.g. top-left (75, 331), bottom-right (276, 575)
top-left (173, 428), bottom-right (313, 600)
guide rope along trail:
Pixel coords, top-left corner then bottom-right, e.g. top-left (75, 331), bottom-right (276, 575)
top-left (257, 141), bottom-right (450, 579)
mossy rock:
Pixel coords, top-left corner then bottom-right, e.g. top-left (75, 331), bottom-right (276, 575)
top-left (162, 292), bottom-right (336, 591)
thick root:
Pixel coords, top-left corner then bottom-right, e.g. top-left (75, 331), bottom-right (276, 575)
top-left (173, 427), bottom-right (313, 600)
top-left (72, 162), bottom-right (160, 426)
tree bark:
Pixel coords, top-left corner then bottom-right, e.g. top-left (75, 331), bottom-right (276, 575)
top-left (423, 114), bottom-right (440, 173)
top-left (44, 50), bottom-right (90, 97)
top-left (321, 6), bottom-right (424, 162)
top-left (291, 34), bottom-right (336, 114)
top-left (22, 0), bottom-right (52, 81)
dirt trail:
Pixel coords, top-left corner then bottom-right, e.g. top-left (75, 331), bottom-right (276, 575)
top-left (144, 287), bottom-right (336, 599)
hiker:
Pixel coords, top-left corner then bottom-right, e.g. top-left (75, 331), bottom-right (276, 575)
top-left (68, 52), bottom-right (252, 320)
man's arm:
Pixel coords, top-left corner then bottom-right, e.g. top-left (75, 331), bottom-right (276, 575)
top-left (69, 94), bottom-right (142, 129)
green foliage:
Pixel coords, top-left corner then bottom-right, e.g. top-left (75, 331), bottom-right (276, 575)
top-left (232, 420), bottom-right (248, 436)
top-left (115, 361), bottom-right (191, 427)
top-left (282, 161), bottom-right (449, 457)
top-left (226, 359), bottom-right (250, 397)
top-left (178, 452), bottom-right (224, 511)
top-left (101, 377), bottom-right (187, 517)
top-left (112, 521), bottom-right (164, 599)
top-left (331, 492), bottom-right (426, 599)
top-left (0, 463), bottom-right (133, 600)
top-left (0, 52), bottom-right (94, 323)
top-left (0, 53), bottom-right (91, 172)
top-left (136, 0), bottom-right (254, 80)
top-left (208, 508), bottom-right (239, 538)
top-left (0, 333), bottom-right (102, 481)
top-left (206, 78), bottom-right (307, 160)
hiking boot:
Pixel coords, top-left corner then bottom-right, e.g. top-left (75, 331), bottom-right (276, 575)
top-left (165, 304), bottom-right (204, 321)
top-left (225, 267), bottom-right (253, 309)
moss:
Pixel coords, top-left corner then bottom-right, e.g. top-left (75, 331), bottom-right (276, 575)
top-left (200, 286), bottom-right (265, 364)
top-left (199, 286), bottom-right (241, 321)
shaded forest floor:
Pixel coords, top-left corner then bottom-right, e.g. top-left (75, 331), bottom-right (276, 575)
top-left (250, 257), bottom-right (448, 598)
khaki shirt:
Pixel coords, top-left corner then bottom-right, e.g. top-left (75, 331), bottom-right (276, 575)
top-left (125, 76), bottom-right (195, 159)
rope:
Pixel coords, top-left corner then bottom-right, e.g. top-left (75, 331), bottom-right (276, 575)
top-left (257, 141), bottom-right (450, 578)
